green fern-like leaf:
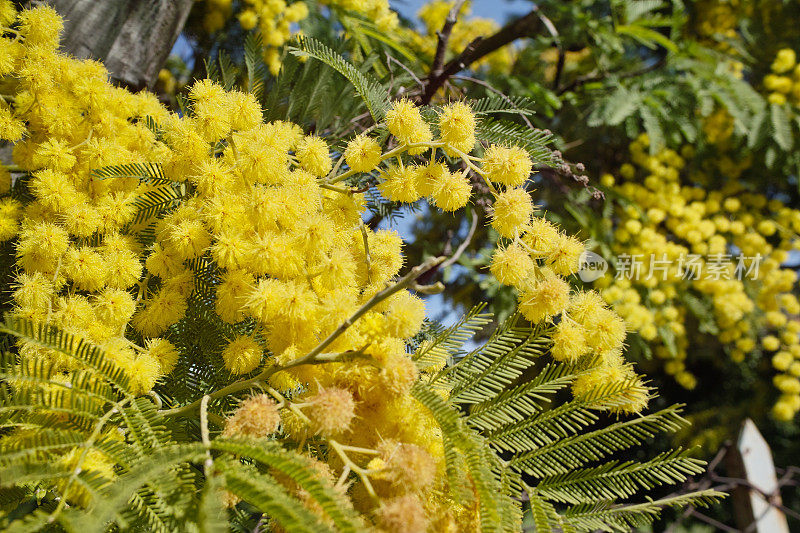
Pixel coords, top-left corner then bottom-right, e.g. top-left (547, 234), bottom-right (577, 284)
top-left (90, 163), bottom-right (173, 185)
top-left (131, 184), bottom-right (186, 224)
top-left (0, 315), bottom-right (131, 392)
top-left (244, 33), bottom-right (268, 101)
top-left (290, 36), bottom-right (391, 122)
top-left (211, 438), bottom-right (366, 532)
top-left (414, 303), bottom-right (491, 372)
top-left (474, 119), bottom-right (561, 167)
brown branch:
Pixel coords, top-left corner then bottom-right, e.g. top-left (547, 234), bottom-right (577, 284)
top-left (421, 7), bottom-right (544, 104)
top-left (429, 0), bottom-right (468, 81)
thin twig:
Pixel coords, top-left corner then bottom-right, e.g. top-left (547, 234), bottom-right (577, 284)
top-left (452, 75), bottom-right (534, 129)
top-left (200, 395), bottom-right (214, 476)
top-left (688, 509), bottom-right (740, 532)
top-left (386, 52), bottom-right (424, 90)
top-left (441, 209), bottom-right (479, 269)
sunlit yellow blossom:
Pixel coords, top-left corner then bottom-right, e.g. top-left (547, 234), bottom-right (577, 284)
top-left (481, 145), bottom-right (532, 186)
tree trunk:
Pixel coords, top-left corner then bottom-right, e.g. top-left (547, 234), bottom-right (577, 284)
top-left (42, 0), bottom-right (194, 90)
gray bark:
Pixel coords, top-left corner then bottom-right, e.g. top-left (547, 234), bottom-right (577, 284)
top-left (42, 0), bottom-right (194, 90)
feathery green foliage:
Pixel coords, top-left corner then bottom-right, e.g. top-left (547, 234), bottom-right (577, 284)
top-left (0, 307), bottom-right (723, 532)
top-left (415, 313), bottom-right (725, 531)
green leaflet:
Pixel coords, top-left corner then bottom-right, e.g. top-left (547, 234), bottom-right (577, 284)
top-left (290, 36), bottom-right (391, 122)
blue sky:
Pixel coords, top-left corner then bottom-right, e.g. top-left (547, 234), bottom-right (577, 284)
top-left (392, 0), bottom-right (531, 22)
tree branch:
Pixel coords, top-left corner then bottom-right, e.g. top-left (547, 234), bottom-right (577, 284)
top-left (421, 7), bottom-right (544, 104)
top-left (429, 0), bottom-right (468, 81)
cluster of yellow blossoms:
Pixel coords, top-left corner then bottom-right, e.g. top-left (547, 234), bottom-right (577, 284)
top-left (692, 0), bottom-right (746, 77)
top-left (0, 3), bottom-right (645, 527)
top-left (596, 133), bottom-right (800, 420)
top-left (763, 48), bottom-right (800, 106)
top-left (200, 0), bottom-right (397, 74)
top-left (693, 0), bottom-right (742, 42)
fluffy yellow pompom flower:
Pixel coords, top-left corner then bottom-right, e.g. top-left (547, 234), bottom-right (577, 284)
top-left (547, 234), bottom-right (585, 276)
top-left (222, 394), bottom-right (281, 438)
top-left (64, 203), bottom-right (101, 238)
top-left (146, 243), bottom-right (183, 279)
top-left (379, 440), bottom-right (437, 491)
top-left (481, 145), bottom-right (532, 186)
top-left (305, 387), bottom-right (356, 437)
top-left (438, 101), bottom-right (476, 153)
top-left (344, 134), bottom-right (382, 172)
top-left (296, 136), bottom-right (332, 177)
top-left (491, 187), bottom-right (533, 237)
top-left (384, 290), bottom-right (426, 338)
top-left (28, 168), bottom-right (72, 211)
top-left (569, 291), bottom-right (607, 324)
top-left (523, 216), bottom-right (560, 253)
top-left (34, 138), bottom-right (76, 172)
top-left (431, 170), bottom-right (471, 211)
top-left (376, 495), bottom-right (428, 533)
top-left (93, 288), bottom-right (136, 331)
top-left (228, 91), bottom-right (262, 131)
top-left (385, 98), bottom-right (432, 151)
top-left (210, 232), bottom-right (248, 270)
top-left (490, 244), bottom-right (534, 287)
top-left (762, 335), bottom-right (781, 351)
top-left (145, 338), bottom-right (180, 374)
top-left (222, 335), bottom-right (263, 375)
top-left (768, 93), bottom-right (787, 105)
top-left (131, 288), bottom-right (187, 337)
top-left (167, 219), bottom-right (211, 260)
top-left (64, 247), bottom-right (107, 292)
top-left (17, 5), bottom-right (63, 48)
top-left (0, 104), bottom-right (24, 142)
top-left (379, 352), bottom-right (419, 396)
top-left (773, 400), bottom-right (795, 421)
top-left (773, 351), bottom-right (793, 371)
top-left (772, 48), bottom-right (796, 74)
top-left (238, 9), bottom-right (258, 30)
top-left (518, 273), bottom-right (570, 323)
top-left (12, 271), bottom-right (54, 312)
top-left (126, 354), bottom-right (163, 395)
top-left (551, 320), bottom-right (590, 363)
top-left (379, 163), bottom-right (421, 203)
top-left (104, 248), bottom-right (143, 290)
top-left (57, 448), bottom-right (115, 507)
top-left (582, 308), bottom-right (627, 353)
top-left (414, 162), bottom-right (446, 197)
